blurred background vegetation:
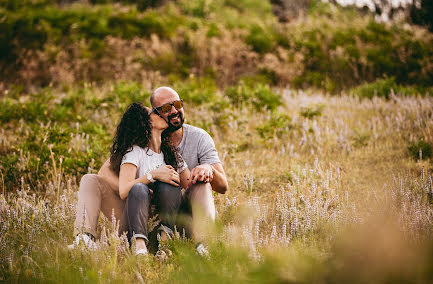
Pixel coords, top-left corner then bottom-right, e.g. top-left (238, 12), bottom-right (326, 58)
top-left (0, 0), bottom-right (432, 94)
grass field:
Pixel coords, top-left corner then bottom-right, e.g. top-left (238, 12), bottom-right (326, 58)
top-left (2, 0), bottom-right (433, 282)
top-left (1, 83), bottom-right (433, 282)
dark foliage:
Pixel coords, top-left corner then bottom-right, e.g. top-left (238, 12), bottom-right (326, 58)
top-left (410, 0), bottom-right (433, 32)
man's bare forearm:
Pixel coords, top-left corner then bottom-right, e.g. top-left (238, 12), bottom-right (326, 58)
top-left (98, 159), bottom-right (120, 190)
top-left (179, 168), bottom-right (190, 190)
top-left (210, 163), bottom-right (228, 194)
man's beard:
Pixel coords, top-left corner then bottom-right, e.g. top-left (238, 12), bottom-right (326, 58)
top-left (166, 112), bottom-right (184, 132)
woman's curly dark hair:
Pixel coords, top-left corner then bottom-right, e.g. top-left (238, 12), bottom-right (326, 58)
top-left (110, 102), bottom-right (183, 174)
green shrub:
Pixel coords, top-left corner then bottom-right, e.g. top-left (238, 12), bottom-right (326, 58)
top-left (351, 130), bottom-right (371, 148)
top-left (178, 0), bottom-right (223, 18)
top-left (224, 0), bottom-right (273, 15)
top-left (408, 140), bottom-right (432, 160)
top-left (1, 0), bottom-right (56, 10)
top-left (113, 81), bottom-right (151, 110)
top-left (251, 84), bottom-right (282, 111)
top-left (239, 72), bottom-right (276, 86)
top-left (256, 112), bottom-right (292, 139)
top-left (0, 89), bottom-right (54, 123)
top-left (225, 83), bottom-right (252, 107)
top-left (0, 3), bottom-right (182, 63)
top-left (174, 77), bottom-right (218, 105)
top-left (0, 121), bottom-right (108, 189)
top-left (239, 69), bottom-right (278, 86)
top-left (206, 23), bottom-right (221, 38)
top-left (351, 77), bottom-right (428, 99)
top-left (148, 52), bottom-right (191, 78)
top-left (245, 25), bottom-right (276, 53)
top-left (300, 103), bottom-right (324, 118)
top-left (225, 83), bottom-right (282, 111)
top-left (288, 3), bottom-right (433, 92)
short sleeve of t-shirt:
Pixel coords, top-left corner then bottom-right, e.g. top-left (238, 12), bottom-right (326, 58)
top-left (198, 131), bottom-right (221, 166)
top-left (121, 146), bottom-right (140, 167)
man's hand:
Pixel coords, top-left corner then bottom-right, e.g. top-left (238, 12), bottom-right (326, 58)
top-left (189, 164), bottom-right (214, 186)
top-left (151, 165), bottom-right (180, 187)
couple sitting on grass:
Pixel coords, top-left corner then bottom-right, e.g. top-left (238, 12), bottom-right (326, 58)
top-left (69, 87), bottom-right (229, 258)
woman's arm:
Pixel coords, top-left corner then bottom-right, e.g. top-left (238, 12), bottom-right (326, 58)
top-left (119, 164), bottom-right (182, 200)
top-left (119, 163), bottom-right (151, 200)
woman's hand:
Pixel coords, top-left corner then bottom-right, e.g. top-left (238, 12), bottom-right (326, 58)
top-left (151, 165), bottom-right (180, 187)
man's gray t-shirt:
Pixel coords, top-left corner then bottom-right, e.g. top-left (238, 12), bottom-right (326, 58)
top-left (178, 124), bottom-right (221, 170)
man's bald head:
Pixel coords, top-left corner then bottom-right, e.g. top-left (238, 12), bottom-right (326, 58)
top-left (150, 86), bottom-right (184, 132)
top-left (150, 86), bottom-right (180, 107)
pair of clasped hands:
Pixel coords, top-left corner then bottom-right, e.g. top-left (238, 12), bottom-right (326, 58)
top-left (149, 164), bottom-right (213, 189)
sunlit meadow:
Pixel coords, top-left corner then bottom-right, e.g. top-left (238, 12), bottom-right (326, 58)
top-left (1, 82), bottom-right (433, 282)
top-left (1, 0), bottom-right (433, 281)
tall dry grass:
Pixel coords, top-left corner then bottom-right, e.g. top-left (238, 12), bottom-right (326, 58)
top-left (2, 85), bottom-right (432, 281)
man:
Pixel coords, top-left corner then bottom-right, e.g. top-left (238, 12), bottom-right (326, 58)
top-left (147, 87), bottom-right (228, 246)
top-left (71, 86), bottom-right (228, 254)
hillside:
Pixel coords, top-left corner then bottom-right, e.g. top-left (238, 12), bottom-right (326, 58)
top-left (1, 0), bottom-right (432, 93)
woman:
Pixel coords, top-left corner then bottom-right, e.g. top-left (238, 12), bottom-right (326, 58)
top-left (110, 102), bottom-right (190, 255)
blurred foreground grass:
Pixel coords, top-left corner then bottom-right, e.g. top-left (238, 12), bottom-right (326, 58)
top-left (1, 81), bottom-right (433, 282)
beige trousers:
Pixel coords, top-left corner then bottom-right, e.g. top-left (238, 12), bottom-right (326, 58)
top-left (73, 174), bottom-right (216, 242)
top-left (73, 174), bottom-right (127, 237)
top-left (183, 183), bottom-right (216, 243)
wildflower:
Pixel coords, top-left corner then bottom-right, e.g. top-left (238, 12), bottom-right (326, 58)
top-left (270, 223), bottom-right (277, 243)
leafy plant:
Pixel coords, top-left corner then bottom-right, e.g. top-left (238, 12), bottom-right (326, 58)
top-left (256, 112), bottom-right (292, 139)
top-left (300, 104), bottom-right (324, 118)
top-left (408, 140), bottom-right (432, 160)
top-left (245, 25), bottom-right (276, 54)
top-left (351, 77), bottom-right (430, 99)
top-left (225, 83), bottom-right (282, 111)
top-left (174, 77), bottom-right (218, 105)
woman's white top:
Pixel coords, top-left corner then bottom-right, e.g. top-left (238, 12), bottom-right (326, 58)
top-left (121, 145), bottom-right (187, 178)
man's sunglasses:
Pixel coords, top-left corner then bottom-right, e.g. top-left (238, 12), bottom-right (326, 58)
top-left (153, 100), bottom-right (183, 114)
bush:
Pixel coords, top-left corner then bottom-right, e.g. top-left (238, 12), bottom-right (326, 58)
top-left (224, 83), bottom-right (251, 107)
top-left (245, 25), bottom-right (276, 53)
top-left (288, 3), bottom-right (433, 92)
top-left (256, 112), bottom-right (292, 139)
top-left (0, 89), bottom-right (52, 123)
top-left (300, 103), bottom-right (324, 118)
top-left (351, 77), bottom-right (399, 99)
top-left (351, 77), bottom-right (430, 99)
top-left (112, 81), bottom-right (151, 110)
top-left (408, 140), bottom-right (432, 160)
top-left (174, 77), bottom-right (218, 105)
top-left (251, 84), bottom-right (282, 111)
top-left (0, 4), bottom-right (181, 63)
top-left (225, 83), bottom-right (282, 111)
top-left (0, 84), bottom-right (126, 190)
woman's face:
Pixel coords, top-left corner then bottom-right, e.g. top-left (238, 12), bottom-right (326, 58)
top-left (149, 109), bottom-right (168, 130)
